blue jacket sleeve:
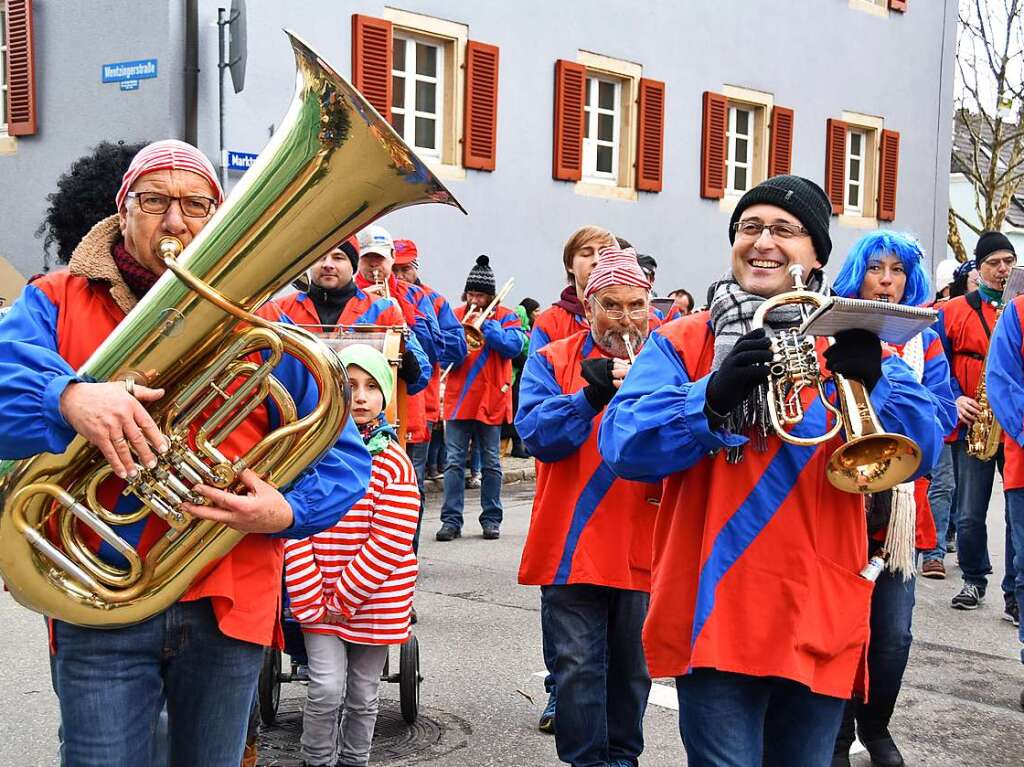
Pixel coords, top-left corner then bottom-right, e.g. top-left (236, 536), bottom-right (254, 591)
top-left (0, 284), bottom-right (79, 458)
top-left (936, 308), bottom-right (964, 400)
top-left (482, 315), bottom-right (526, 359)
top-left (403, 330), bottom-right (431, 395)
top-left (987, 299), bottom-right (1024, 446)
top-left (598, 331), bottom-right (745, 483)
top-left (435, 297), bottom-right (468, 368)
top-left (864, 354), bottom-right (946, 478)
top-left (529, 323), bottom-right (551, 357)
top-left (920, 330), bottom-right (958, 436)
top-left (515, 350), bottom-right (597, 462)
top-left (410, 294), bottom-right (441, 368)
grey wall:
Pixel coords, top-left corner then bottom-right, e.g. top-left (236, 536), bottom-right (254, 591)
top-left (1, 0), bottom-right (958, 310)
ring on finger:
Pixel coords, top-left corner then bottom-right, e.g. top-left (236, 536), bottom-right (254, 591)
top-left (124, 378), bottom-right (135, 397)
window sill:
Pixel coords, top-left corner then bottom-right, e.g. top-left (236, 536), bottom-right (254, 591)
top-left (574, 180), bottom-right (638, 202)
top-left (848, 0), bottom-right (888, 18)
top-left (424, 159), bottom-right (466, 181)
top-left (0, 135), bottom-right (16, 155)
top-left (838, 213), bottom-right (878, 229)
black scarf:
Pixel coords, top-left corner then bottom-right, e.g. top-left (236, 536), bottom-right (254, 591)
top-left (309, 281), bottom-right (356, 327)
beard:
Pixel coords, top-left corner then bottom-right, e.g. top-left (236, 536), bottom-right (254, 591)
top-left (594, 325), bottom-right (645, 359)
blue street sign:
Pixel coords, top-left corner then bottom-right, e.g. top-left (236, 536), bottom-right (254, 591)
top-left (102, 59), bottom-right (158, 84)
top-left (119, 79), bottom-right (139, 92)
top-left (225, 151), bottom-right (258, 173)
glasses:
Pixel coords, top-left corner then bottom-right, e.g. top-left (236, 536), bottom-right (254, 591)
top-left (594, 300), bottom-right (648, 321)
top-left (126, 191), bottom-right (217, 218)
top-left (980, 254), bottom-right (1017, 269)
top-left (733, 220), bottom-right (808, 240)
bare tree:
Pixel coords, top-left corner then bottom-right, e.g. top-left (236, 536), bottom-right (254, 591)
top-left (950, 0), bottom-right (1024, 261)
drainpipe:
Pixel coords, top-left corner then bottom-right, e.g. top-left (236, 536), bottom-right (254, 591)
top-left (184, 0), bottom-right (199, 145)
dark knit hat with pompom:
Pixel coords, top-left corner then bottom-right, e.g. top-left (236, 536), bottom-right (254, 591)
top-left (465, 254), bottom-right (496, 294)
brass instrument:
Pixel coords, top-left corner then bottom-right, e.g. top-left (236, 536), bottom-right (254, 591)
top-left (751, 265), bottom-right (921, 494)
top-left (462, 279), bottom-right (515, 352)
top-left (0, 31), bottom-right (462, 627)
top-left (622, 333), bottom-right (637, 364)
top-left (966, 304), bottom-right (1004, 461)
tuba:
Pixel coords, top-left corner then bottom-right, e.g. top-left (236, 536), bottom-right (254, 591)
top-left (0, 31), bottom-right (463, 627)
top-left (751, 266), bottom-right (921, 494)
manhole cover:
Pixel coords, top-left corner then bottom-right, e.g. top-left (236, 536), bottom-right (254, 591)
top-left (257, 697), bottom-right (468, 766)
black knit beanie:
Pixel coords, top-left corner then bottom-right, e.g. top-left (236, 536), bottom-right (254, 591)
top-left (728, 175), bottom-right (833, 264)
top-left (974, 231), bottom-right (1015, 268)
top-left (465, 254), bottom-right (496, 294)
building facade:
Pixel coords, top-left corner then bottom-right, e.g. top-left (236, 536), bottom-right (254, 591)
top-left (0, 0), bottom-right (957, 307)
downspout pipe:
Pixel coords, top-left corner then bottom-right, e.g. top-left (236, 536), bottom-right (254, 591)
top-left (184, 0), bottom-right (199, 145)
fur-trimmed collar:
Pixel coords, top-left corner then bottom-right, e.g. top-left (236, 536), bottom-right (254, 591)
top-left (67, 214), bottom-right (137, 315)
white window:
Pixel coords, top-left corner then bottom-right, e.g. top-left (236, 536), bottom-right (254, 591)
top-left (391, 33), bottom-right (443, 159)
top-left (846, 129), bottom-right (866, 215)
top-left (583, 75), bottom-right (620, 183)
top-left (727, 105), bottom-right (755, 194)
top-left (0, 0), bottom-right (8, 134)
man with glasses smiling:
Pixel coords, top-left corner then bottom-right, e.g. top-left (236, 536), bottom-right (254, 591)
top-left (517, 247), bottom-right (657, 767)
top-left (938, 231), bottom-right (1020, 620)
top-left (598, 175), bottom-right (943, 766)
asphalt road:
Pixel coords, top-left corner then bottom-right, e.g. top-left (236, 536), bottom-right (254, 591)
top-left (1, 479), bottom-right (1022, 766)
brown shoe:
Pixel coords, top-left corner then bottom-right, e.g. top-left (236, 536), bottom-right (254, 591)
top-left (921, 559), bottom-right (945, 579)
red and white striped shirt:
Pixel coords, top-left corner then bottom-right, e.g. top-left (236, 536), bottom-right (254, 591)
top-left (283, 441), bottom-right (420, 644)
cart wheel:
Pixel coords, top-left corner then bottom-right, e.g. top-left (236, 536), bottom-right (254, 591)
top-left (258, 647), bottom-right (282, 726)
top-left (399, 634), bottom-right (421, 724)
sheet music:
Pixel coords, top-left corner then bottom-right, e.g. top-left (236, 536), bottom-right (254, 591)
top-left (800, 297), bottom-right (938, 345)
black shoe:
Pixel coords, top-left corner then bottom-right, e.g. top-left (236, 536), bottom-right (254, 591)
top-left (946, 535), bottom-right (957, 554)
top-left (1004, 594), bottom-right (1020, 626)
top-left (951, 583), bottom-right (985, 610)
top-left (435, 524), bottom-right (461, 542)
top-left (410, 607), bottom-right (417, 625)
top-left (830, 757), bottom-right (851, 767)
top-left (1019, 686), bottom-right (1024, 711)
top-left (861, 735), bottom-right (905, 767)
top-left (482, 524), bottom-right (500, 540)
top-left (510, 444), bottom-right (530, 458)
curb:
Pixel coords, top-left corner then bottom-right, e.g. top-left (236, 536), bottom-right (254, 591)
top-left (423, 463), bottom-right (536, 494)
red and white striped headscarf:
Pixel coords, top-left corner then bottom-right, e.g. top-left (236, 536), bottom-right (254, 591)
top-left (583, 246), bottom-right (651, 299)
top-left (115, 139), bottom-right (223, 209)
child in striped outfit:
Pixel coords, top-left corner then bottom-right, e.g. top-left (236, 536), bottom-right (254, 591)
top-left (284, 344), bottom-right (420, 767)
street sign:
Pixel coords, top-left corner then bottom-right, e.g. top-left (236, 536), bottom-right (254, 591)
top-left (102, 58), bottom-right (158, 84)
top-left (119, 80), bottom-right (139, 92)
top-left (225, 150), bottom-right (258, 173)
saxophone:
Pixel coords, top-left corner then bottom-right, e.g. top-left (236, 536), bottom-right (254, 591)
top-left (966, 304), bottom-right (1004, 461)
top-left (0, 31), bottom-right (463, 627)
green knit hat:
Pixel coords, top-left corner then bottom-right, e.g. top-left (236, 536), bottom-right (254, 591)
top-left (338, 344), bottom-right (394, 408)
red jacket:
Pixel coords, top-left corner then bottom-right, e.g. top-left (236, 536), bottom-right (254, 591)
top-left (530, 303), bottom-right (587, 354)
top-left (516, 330), bottom-right (657, 591)
top-left (444, 304), bottom-right (526, 424)
top-left (939, 291), bottom-right (999, 441)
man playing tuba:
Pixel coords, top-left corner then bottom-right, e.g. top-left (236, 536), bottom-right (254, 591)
top-left (598, 176), bottom-right (945, 766)
top-left (0, 141), bottom-right (372, 766)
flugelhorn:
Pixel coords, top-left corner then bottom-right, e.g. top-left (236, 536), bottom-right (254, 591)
top-left (0, 31), bottom-right (463, 627)
top-left (751, 265), bottom-right (921, 493)
top-left (462, 278), bottom-right (515, 352)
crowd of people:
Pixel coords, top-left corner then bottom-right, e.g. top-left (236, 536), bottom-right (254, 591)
top-left (1, 137), bottom-right (1022, 767)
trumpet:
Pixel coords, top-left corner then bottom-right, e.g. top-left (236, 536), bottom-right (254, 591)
top-left (462, 278), bottom-right (514, 352)
top-left (622, 333), bottom-right (637, 364)
top-left (751, 265), bottom-right (921, 494)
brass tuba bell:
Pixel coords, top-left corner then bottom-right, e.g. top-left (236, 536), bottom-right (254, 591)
top-left (0, 31), bottom-right (464, 627)
top-left (751, 265), bottom-right (921, 494)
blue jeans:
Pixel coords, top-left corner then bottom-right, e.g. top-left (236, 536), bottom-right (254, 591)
top-left (469, 435), bottom-right (482, 474)
top-left (677, 669), bottom-right (845, 767)
top-left (541, 584), bottom-right (651, 767)
top-left (1005, 489), bottom-right (1024, 664)
top-left (441, 420), bottom-right (502, 530)
top-left (835, 548), bottom-right (916, 752)
top-left (427, 424), bottom-right (446, 473)
top-left (406, 427), bottom-right (431, 553)
top-left (924, 443), bottom-right (956, 561)
top-left (52, 599), bottom-right (264, 767)
top-left (954, 441), bottom-right (1017, 595)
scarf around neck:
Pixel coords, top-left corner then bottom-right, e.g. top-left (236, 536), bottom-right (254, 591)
top-left (977, 280), bottom-right (1003, 307)
top-left (555, 285), bottom-right (586, 318)
top-left (708, 269), bottom-right (826, 462)
top-left (358, 412), bottom-right (397, 455)
top-left (111, 240), bottom-right (160, 299)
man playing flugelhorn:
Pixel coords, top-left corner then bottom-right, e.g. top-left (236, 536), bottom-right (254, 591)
top-left (598, 176), bottom-right (945, 766)
top-left (517, 247), bottom-right (657, 767)
top-left (938, 232), bottom-right (1020, 619)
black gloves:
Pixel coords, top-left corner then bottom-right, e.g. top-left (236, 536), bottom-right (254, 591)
top-left (580, 358), bottom-right (617, 411)
top-left (705, 328), bottom-right (772, 416)
top-left (824, 329), bottom-right (883, 392)
top-left (398, 348), bottom-right (421, 385)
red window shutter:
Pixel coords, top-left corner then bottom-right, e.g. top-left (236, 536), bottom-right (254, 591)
top-left (351, 14), bottom-right (392, 122)
top-left (5, 0), bottom-right (36, 136)
top-left (463, 40), bottom-right (499, 171)
top-left (767, 106), bottom-right (794, 178)
top-left (552, 60), bottom-right (585, 181)
top-left (889, 0), bottom-right (907, 11)
top-left (700, 91), bottom-right (728, 199)
top-left (824, 119), bottom-right (848, 215)
top-left (877, 129), bottom-right (900, 222)
top-left (636, 78), bottom-right (665, 192)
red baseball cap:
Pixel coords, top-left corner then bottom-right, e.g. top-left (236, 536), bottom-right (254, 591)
top-left (394, 239), bottom-right (418, 266)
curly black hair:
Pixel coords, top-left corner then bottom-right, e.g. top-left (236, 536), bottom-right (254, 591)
top-left (36, 140), bottom-right (147, 265)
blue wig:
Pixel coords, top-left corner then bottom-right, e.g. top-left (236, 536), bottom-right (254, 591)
top-left (832, 230), bottom-right (931, 307)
